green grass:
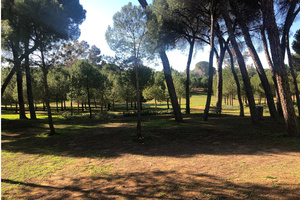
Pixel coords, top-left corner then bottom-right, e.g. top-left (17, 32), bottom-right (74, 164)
top-left (1, 150), bottom-right (75, 194)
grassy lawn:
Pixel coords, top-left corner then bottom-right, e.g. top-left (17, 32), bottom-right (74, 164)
top-left (2, 92), bottom-right (300, 199)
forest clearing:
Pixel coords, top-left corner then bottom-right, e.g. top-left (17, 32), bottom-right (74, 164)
top-left (2, 93), bottom-right (300, 199)
top-left (2, 0), bottom-right (300, 199)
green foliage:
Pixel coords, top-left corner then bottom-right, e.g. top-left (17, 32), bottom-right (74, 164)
top-left (292, 29), bottom-right (300, 55)
top-left (106, 2), bottom-right (148, 60)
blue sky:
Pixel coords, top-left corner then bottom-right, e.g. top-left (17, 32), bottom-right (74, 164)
top-left (78, 0), bottom-right (300, 72)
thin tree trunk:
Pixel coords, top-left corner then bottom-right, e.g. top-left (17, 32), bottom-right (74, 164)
top-left (203, 5), bottom-right (216, 121)
top-left (135, 61), bottom-right (142, 139)
top-left (226, 45), bottom-right (244, 116)
top-left (159, 50), bottom-right (183, 122)
top-left (261, 0), bottom-right (299, 136)
top-left (185, 39), bottom-right (195, 114)
top-left (24, 40), bottom-right (36, 119)
top-left (261, 26), bottom-right (283, 116)
top-left (216, 42), bottom-right (225, 108)
top-left (221, 0), bottom-right (258, 123)
top-left (40, 43), bottom-right (55, 135)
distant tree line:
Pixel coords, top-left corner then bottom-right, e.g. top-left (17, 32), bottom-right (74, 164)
top-left (2, 0), bottom-right (300, 137)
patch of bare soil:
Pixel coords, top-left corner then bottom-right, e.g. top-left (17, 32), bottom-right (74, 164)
top-left (2, 114), bottom-right (300, 199)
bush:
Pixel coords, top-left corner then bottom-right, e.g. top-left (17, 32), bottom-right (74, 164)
top-left (61, 112), bottom-right (72, 120)
top-left (95, 111), bottom-right (115, 120)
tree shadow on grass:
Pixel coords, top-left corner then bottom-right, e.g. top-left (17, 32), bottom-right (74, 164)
top-left (2, 114), bottom-right (300, 159)
top-left (2, 170), bottom-right (300, 199)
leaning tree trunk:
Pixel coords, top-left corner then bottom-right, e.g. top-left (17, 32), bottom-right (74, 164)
top-left (238, 20), bottom-right (279, 121)
top-left (203, 6), bottom-right (216, 121)
top-left (185, 39), bottom-right (195, 114)
top-left (261, 0), bottom-right (299, 137)
top-left (287, 37), bottom-right (300, 116)
top-left (261, 27), bottom-right (283, 116)
top-left (221, 0), bottom-right (258, 123)
top-left (138, 0), bottom-right (182, 122)
top-left (40, 43), bottom-right (55, 135)
top-left (24, 39), bottom-right (37, 120)
top-left (159, 51), bottom-right (183, 122)
top-left (2, 66), bottom-right (16, 96)
top-left (226, 44), bottom-right (244, 117)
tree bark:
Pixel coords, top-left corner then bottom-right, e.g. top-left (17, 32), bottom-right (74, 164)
top-left (226, 44), bottom-right (244, 117)
top-left (261, 0), bottom-right (299, 136)
top-left (203, 6), bottom-right (216, 121)
top-left (24, 39), bottom-right (36, 119)
top-left (216, 40), bottom-right (225, 109)
top-left (2, 67), bottom-right (16, 96)
top-left (159, 50), bottom-right (183, 122)
top-left (237, 18), bottom-right (279, 121)
top-left (40, 43), bottom-right (55, 135)
top-left (135, 61), bottom-right (142, 139)
top-left (221, 0), bottom-right (258, 123)
top-left (185, 39), bottom-right (195, 114)
top-left (16, 63), bottom-right (27, 119)
top-left (260, 26), bottom-right (283, 116)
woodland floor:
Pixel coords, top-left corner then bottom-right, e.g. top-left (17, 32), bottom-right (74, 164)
top-left (1, 112), bottom-right (300, 199)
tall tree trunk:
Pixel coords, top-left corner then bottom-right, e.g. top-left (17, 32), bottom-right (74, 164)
top-left (159, 51), bottom-right (183, 122)
top-left (203, 5), bottom-right (216, 121)
top-left (226, 44), bottom-right (244, 117)
top-left (261, 0), bottom-right (299, 137)
top-left (261, 27), bottom-right (283, 116)
top-left (216, 41), bottom-right (225, 109)
top-left (139, 0), bottom-right (182, 122)
top-left (221, 0), bottom-right (258, 123)
top-left (238, 19), bottom-right (279, 121)
top-left (40, 43), bottom-right (55, 135)
top-left (185, 39), bottom-right (195, 114)
top-left (16, 63), bottom-right (27, 119)
top-left (135, 61), bottom-right (142, 139)
top-left (287, 37), bottom-right (300, 116)
top-left (24, 40), bottom-right (36, 119)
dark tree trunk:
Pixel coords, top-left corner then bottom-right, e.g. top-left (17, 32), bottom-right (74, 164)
top-left (216, 41), bottom-right (225, 109)
top-left (221, 0), bottom-right (258, 123)
top-left (135, 61), bottom-right (142, 139)
top-left (237, 18), bottom-right (279, 121)
top-left (40, 43), bottom-right (55, 135)
top-left (2, 67), bottom-right (16, 96)
top-left (203, 5), bottom-right (216, 121)
top-left (16, 63), bottom-right (27, 119)
top-left (167, 98), bottom-right (170, 109)
top-left (226, 44), bottom-right (244, 117)
top-left (185, 39), bottom-right (195, 114)
top-left (261, 27), bottom-right (283, 116)
top-left (159, 50), bottom-right (183, 122)
top-left (261, 0), bottom-right (299, 136)
top-left (24, 42), bottom-right (36, 120)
